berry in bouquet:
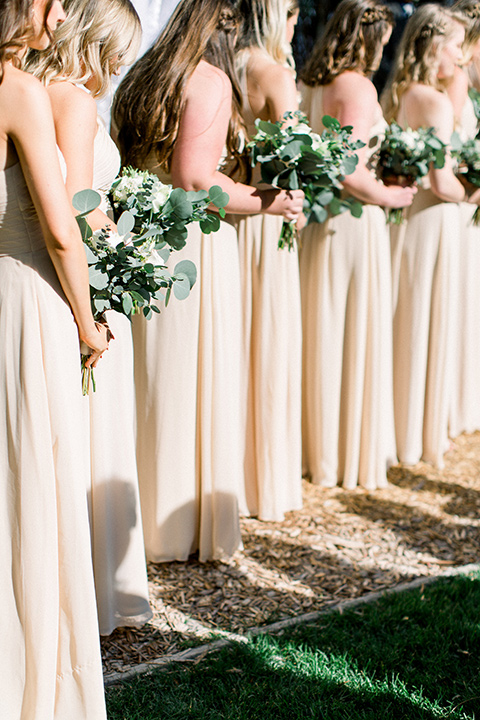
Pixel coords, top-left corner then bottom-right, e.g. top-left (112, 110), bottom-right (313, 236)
top-left (247, 111), bottom-right (364, 251)
top-left (375, 122), bottom-right (446, 224)
top-left (451, 132), bottom-right (480, 225)
top-left (74, 188), bottom-right (198, 394)
top-left (109, 166), bottom-right (230, 252)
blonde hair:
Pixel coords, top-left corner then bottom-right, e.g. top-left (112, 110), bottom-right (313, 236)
top-left (300, 0), bottom-right (393, 87)
top-left (236, 0), bottom-right (298, 70)
top-left (453, 0), bottom-right (480, 61)
top-left (382, 4), bottom-right (467, 122)
top-left (27, 0), bottom-right (141, 98)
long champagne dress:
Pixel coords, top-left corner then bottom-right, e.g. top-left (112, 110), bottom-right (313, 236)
top-left (390, 102), bottom-right (461, 467)
top-left (0, 161), bottom-right (106, 718)
top-left (300, 84), bottom-right (396, 489)
top-left (132, 159), bottom-right (243, 562)
top-left (232, 59), bottom-right (303, 521)
top-left (87, 111), bottom-right (152, 634)
top-left (449, 94), bottom-right (480, 437)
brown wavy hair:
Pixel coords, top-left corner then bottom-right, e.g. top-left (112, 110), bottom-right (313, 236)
top-left (113, 0), bottom-right (245, 172)
top-left (0, 0), bottom-right (54, 83)
top-left (300, 0), bottom-right (393, 87)
top-left (382, 4), bottom-right (467, 122)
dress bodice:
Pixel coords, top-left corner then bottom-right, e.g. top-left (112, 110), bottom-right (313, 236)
top-left (300, 82), bottom-right (387, 165)
top-left (459, 95), bottom-right (478, 142)
top-left (93, 117), bottom-right (121, 214)
top-left (0, 163), bottom-right (46, 258)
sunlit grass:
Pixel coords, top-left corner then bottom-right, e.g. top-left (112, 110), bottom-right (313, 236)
top-left (106, 571), bottom-right (480, 719)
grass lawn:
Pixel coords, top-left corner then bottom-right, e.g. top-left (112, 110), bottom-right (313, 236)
top-left (106, 571), bottom-right (480, 719)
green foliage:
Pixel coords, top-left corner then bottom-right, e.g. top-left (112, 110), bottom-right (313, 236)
top-left (451, 133), bottom-right (480, 225)
top-left (248, 111), bottom-right (365, 248)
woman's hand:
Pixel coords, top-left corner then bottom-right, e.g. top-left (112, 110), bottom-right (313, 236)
top-left (261, 188), bottom-right (305, 220)
top-left (382, 184), bottom-right (417, 209)
top-left (81, 322), bottom-right (111, 368)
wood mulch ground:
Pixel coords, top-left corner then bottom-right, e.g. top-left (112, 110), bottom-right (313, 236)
top-left (101, 431), bottom-right (480, 680)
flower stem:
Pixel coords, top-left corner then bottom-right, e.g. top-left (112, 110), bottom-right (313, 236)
top-left (278, 220), bottom-right (298, 251)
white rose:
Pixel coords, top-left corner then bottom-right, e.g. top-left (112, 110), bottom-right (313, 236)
top-left (151, 184), bottom-right (172, 213)
top-left (399, 131), bottom-right (417, 150)
top-left (292, 123), bottom-right (312, 135)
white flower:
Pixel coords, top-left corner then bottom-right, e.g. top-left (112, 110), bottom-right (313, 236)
top-left (151, 183), bottom-right (172, 213)
top-left (399, 131), bottom-right (417, 150)
top-left (311, 133), bottom-right (330, 154)
top-left (102, 229), bottom-right (123, 249)
top-left (291, 123), bottom-right (312, 136)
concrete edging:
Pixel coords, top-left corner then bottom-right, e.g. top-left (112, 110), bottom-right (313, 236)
top-left (104, 562), bottom-right (480, 686)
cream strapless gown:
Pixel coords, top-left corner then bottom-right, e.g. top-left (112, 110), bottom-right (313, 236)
top-left (132, 159), bottom-right (243, 562)
top-left (300, 84), bottom-right (396, 489)
top-left (87, 111), bottom-right (152, 634)
top-left (232, 58), bottom-right (303, 521)
top-left (0, 161), bottom-right (106, 718)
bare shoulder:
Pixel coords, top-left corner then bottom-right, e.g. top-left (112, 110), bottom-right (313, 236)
top-left (190, 60), bottom-right (232, 100)
top-left (332, 71), bottom-right (377, 102)
top-left (406, 82), bottom-right (448, 113)
top-left (0, 66), bottom-right (52, 130)
top-left (47, 81), bottom-right (97, 120)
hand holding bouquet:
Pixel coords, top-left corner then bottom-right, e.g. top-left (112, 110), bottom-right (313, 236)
top-left (74, 188), bottom-right (198, 394)
top-left (451, 132), bottom-right (480, 225)
top-left (248, 111), bottom-right (364, 250)
top-left (110, 167), bottom-right (229, 252)
top-left (376, 123), bottom-right (446, 224)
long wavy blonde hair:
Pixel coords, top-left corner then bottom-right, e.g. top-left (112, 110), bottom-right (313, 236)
top-left (382, 4), bottom-right (467, 122)
top-left (300, 0), bottom-right (393, 87)
top-left (236, 0), bottom-right (298, 71)
top-left (453, 0), bottom-right (480, 60)
top-left (0, 0), bottom-right (55, 82)
top-left (27, 0), bottom-right (141, 98)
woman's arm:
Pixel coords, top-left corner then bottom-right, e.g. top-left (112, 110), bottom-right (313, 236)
top-left (47, 81), bottom-right (116, 232)
top-left (5, 70), bottom-right (108, 362)
top-left (405, 84), bottom-right (465, 203)
top-left (322, 72), bottom-right (417, 208)
top-left (170, 61), bottom-right (303, 220)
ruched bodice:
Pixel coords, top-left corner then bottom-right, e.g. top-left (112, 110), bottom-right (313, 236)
top-left (0, 163), bottom-right (46, 257)
top-left (93, 118), bottom-right (121, 214)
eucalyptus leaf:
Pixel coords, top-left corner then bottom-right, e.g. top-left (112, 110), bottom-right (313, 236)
top-left (122, 292), bottom-right (133, 316)
top-left (117, 210), bottom-right (135, 236)
top-left (208, 185), bottom-right (230, 208)
top-left (169, 188), bottom-right (193, 219)
top-left (174, 259), bottom-right (197, 288)
top-left (89, 268), bottom-right (109, 290)
top-left (173, 274), bottom-right (191, 300)
top-left (73, 189), bottom-right (101, 216)
top-left (200, 214), bottom-right (220, 234)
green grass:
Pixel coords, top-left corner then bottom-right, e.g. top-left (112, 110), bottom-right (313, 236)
top-left (106, 572), bottom-right (480, 719)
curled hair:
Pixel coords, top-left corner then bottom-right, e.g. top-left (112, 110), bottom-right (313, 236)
top-left (0, 0), bottom-right (54, 83)
top-left (453, 0), bottom-right (480, 59)
top-left (236, 0), bottom-right (297, 70)
top-left (300, 0), bottom-right (393, 87)
top-left (113, 0), bottom-right (245, 172)
top-left (26, 0), bottom-right (141, 98)
top-left (382, 4), bottom-right (467, 122)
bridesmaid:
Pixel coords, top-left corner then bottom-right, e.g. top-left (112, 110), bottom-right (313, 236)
top-left (383, 4), bottom-right (469, 468)
top-left (113, 0), bottom-right (303, 562)
top-left (447, 0), bottom-right (480, 437)
top-left (233, 0), bottom-right (303, 521)
top-left (28, 0), bottom-right (153, 635)
top-left (299, 0), bottom-right (415, 490)
top-left (0, 0), bottom-right (109, 716)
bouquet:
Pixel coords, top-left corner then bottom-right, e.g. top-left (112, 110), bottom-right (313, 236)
top-left (110, 167), bottom-right (229, 252)
top-left (74, 188), bottom-right (198, 394)
top-left (451, 132), bottom-right (480, 225)
top-left (468, 87), bottom-right (480, 131)
top-left (376, 123), bottom-right (446, 224)
top-left (247, 111), bottom-right (364, 250)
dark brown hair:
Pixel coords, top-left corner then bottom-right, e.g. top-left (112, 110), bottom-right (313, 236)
top-left (300, 0), bottom-right (394, 87)
top-left (113, 0), bottom-right (244, 172)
